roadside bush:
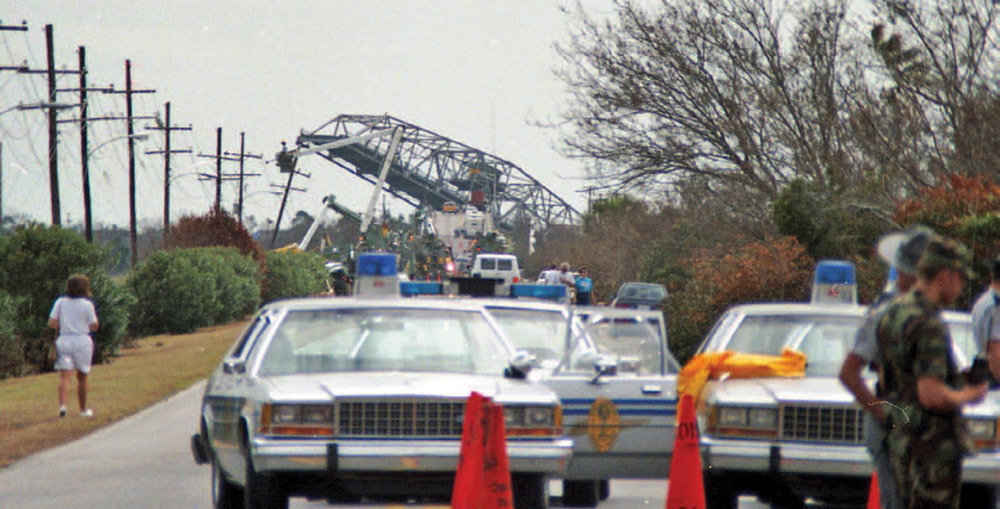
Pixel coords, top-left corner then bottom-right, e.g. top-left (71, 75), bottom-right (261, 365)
top-left (0, 224), bottom-right (130, 372)
top-left (0, 290), bottom-right (24, 379)
top-left (262, 250), bottom-right (329, 304)
top-left (179, 248), bottom-right (261, 323)
top-left (128, 247), bottom-right (260, 335)
top-left (667, 236), bottom-right (813, 363)
top-left (128, 250), bottom-right (212, 335)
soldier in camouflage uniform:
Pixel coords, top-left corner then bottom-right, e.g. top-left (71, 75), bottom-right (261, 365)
top-left (876, 236), bottom-right (988, 508)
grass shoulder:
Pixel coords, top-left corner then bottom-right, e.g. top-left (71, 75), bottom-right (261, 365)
top-left (0, 319), bottom-right (248, 468)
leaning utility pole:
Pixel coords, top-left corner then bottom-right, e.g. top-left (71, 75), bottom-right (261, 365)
top-left (144, 101), bottom-right (191, 240)
top-left (270, 142), bottom-right (308, 248)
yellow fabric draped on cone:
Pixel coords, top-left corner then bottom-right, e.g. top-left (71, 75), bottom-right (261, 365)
top-left (677, 348), bottom-right (807, 405)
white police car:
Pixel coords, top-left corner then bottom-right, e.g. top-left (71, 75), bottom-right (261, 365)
top-left (191, 253), bottom-right (572, 508)
top-left (695, 261), bottom-right (998, 508)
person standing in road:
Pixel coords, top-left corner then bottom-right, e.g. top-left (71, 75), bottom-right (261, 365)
top-left (877, 236), bottom-right (988, 508)
top-left (542, 264), bottom-right (561, 285)
top-left (970, 255), bottom-right (1000, 385)
top-left (838, 227), bottom-right (931, 509)
top-left (574, 267), bottom-right (593, 306)
top-left (48, 274), bottom-right (99, 418)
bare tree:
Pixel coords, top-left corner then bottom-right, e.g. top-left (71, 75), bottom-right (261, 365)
top-left (869, 0), bottom-right (1000, 181)
top-left (553, 0), bottom-right (871, 223)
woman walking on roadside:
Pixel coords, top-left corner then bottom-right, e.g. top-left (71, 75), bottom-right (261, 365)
top-left (48, 274), bottom-right (99, 418)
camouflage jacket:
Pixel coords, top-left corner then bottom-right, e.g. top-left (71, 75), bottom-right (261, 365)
top-left (876, 290), bottom-right (974, 459)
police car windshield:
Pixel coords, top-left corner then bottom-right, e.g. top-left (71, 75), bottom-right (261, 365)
top-left (257, 308), bottom-right (510, 376)
top-left (724, 314), bottom-right (863, 377)
top-left (486, 308), bottom-right (568, 363)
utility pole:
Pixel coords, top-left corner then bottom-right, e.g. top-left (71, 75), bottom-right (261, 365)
top-left (107, 60), bottom-right (155, 269)
top-left (57, 55), bottom-right (146, 243)
top-left (78, 46), bottom-right (92, 241)
top-left (233, 132), bottom-right (263, 224)
top-left (144, 101), bottom-right (191, 241)
top-left (1, 22), bottom-right (26, 227)
top-left (196, 129), bottom-right (261, 217)
top-left (45, 24), bottom-right (60, 226)
top-left (270, 142), bottom-right (308, 248)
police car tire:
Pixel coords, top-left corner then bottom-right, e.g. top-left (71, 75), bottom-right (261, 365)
top-left (598, 479), bottom-right (610, 501)
top-left (512, 473), bottom-right (549, 509)
top-left (212, 456), bottom-right (243, 509)
top-left (703, 472), bottom-right (737, 509)
top-left (562, 480), bottom-right (599, 507)
top-left (242, 437), bottom-right (287, 509)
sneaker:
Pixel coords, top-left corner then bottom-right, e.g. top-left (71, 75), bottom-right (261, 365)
top-left (58, 406), bottom-right (66, 418)
top-left (79, 409), bottom-right (93, 418)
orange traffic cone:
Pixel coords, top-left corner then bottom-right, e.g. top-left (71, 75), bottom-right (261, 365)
top-left (665, 394), bottom-right (705, 509)
top-left (867, 471), bottom-right (880, 509)
top-left (451, 392), bottom-right (513, 509)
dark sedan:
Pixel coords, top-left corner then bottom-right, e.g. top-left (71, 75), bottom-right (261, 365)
top-left (610, 282), bottom-right (668, 310)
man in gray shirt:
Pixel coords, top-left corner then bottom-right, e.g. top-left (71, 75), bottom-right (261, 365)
top-left (970, 255), bottom-right (1000, 385)
top-left (838, 226), bottom-right (932, 509)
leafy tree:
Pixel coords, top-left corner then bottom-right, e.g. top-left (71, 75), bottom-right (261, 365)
top-left (0, 225), bottom-right (130, 371)
top-left (262, 250), bottom-right (330, 304)
top-left (893, 175), bottom-right (1000, 306)
top-left (667, 235), bottom-right (813, 362)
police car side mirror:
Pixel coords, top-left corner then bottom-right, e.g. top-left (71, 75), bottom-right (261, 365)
top-left (222, 359), bottom-right (245, 375)
top-left (505, 350), bottom-right (535, 379)
top-left (590, 354), bottom-right (618, 385)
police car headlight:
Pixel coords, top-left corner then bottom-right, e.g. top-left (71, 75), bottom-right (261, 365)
top-left (272, 404), bottom-right (301, 424)
top-left (504, 405), bottom-right (561, 437)
top-left (504, 407), bottom-right (525, 427)
top-left (527, 407), bottom-right (555, 426)
top-left (717, 407), bottom-right (747, 427)
top-left (710, 405), bottom-right (778, 439)
top-left (748, 408), bottom-right (777, 428)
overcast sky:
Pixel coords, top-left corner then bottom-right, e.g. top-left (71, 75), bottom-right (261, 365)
top-left (1, 1), bottom-right (613, 231)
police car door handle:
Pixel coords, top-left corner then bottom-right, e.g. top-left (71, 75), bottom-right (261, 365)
top-left (641, 384), bottom-right (662, 394)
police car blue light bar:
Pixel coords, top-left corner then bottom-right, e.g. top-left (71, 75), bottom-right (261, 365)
top-left (510, 284), bottom-right (566, 301)
top-left (811, 260), bottom-right (857, 305)
top-left (354, 252), bottom-right (401, 297)
top-left (400, 281), bottom-right (443, 297)
top-left (356, 253), bottom-right (398, 277)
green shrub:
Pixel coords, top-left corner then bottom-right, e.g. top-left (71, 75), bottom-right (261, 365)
top-left (0, 290), bottom-right (25, 379)
top-left (128, 250), bottom-right (213, 335)
top-left (262, 250), bottom-right (329, 304)
top-left (179, 248), bottom-right (261, 323)
top-left (0, 224), bottom-right (130, 372)
top-left (90, 275), bottom-right (136, 364)
top-left (128, 247), bottom-right (261, 335)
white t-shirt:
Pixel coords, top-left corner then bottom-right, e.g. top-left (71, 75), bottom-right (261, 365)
top-left (543, 270), bottom-right (562, 286)
top-left (49, 296), bottom-right (98, 336)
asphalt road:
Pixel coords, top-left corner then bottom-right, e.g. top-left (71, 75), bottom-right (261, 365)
top-left (0, 380), bottom-right (768, 508)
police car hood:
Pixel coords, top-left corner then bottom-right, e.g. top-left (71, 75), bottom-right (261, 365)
top-left (705, 376), bottom-right (856, 406)
top-left (259, 372), bottom-right (558, 406)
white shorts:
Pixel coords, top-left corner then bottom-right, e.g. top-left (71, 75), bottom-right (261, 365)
top-left (54, 335), bottom-right (94, 374)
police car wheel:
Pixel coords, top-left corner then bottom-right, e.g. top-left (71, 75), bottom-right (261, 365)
top-left (562, 480), bottom-right (599, 507)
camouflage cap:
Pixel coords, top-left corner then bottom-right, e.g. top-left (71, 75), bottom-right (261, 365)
top-left (917, 235), bottom-right (974, 279)
top-left (876, 225), bottom-right (934, 275)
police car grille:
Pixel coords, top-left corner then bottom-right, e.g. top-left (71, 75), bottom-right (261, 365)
top-left (781, 405), bottom-right (863, 443)
top-left (337, 399), bottom-right (465, 438)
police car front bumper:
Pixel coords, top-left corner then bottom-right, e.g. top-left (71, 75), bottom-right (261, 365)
top-left (701, 436), bottom-right (872, 477)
